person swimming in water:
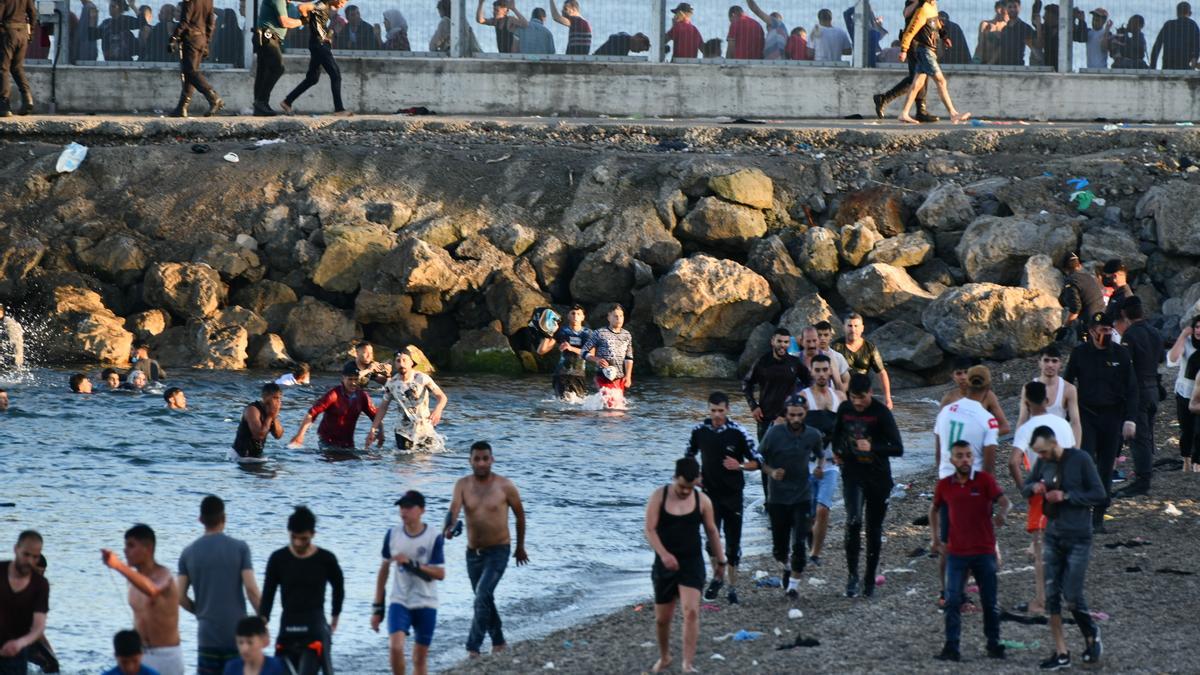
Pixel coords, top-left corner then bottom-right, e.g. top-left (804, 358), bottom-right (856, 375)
top-left (0, 389), bottom-right (8, 411)
top-left (121, 370), bottom-right (149, 392)
top-left (69, 373), bottom-right (93, 394)
top-left (164, 388), bottom-right (187, 410)
top-left (275, 362), bottom-right (311, 387)
top-left (232, 383), bottom-right (284, 460)
top-left (0, 304), bottom-right (25, 371)
top-left (100, 368), bottom-right (122, 391)
top-left (367, 347), bottom-right (448, 452)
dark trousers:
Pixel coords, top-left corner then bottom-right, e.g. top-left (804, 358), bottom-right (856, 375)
top-left (285, 42), bottom-right (344, 111)
top-left (710, 496), bottom-right (743, 566)
top-left (756, 419), bottom-right (773, 502)
top-left (843, 475), bottom-right (890, 587)
top-left (768, 500), bottom-right (810, 574)
top-left (1043, 530), bottom-right (1097, 640)
top-left (253, 37), bottom-right (285, 104)
top-left (0, 649), bottom-right (29, 675)
top-left (0, 24), bottom-right (31, 107)
top-left (944, 553), bottom-right (1000, 649)
top-left (180, 37), bottom-right (217, 101)
top-left (1080, 405), bottom-right (1122, 525)
top-left (1178, 394), bottom-right (1199, 461)
top-left (466, 544), bottom-right (509, 653)
top-left (1131, 389), bottom-right (1157, 486)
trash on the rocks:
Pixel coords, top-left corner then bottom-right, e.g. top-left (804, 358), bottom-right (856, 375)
top-left (753, 570), bottom-right (768, 580)
top-left (639, 641), bottom-right (655, 648)
top-left (543, 661), bottom-right (555, 670)
top-left (485, 153), bottom-right (512, 164)
top-left (713, 632), bottom-right (735, 642)
top-left (710, 653), bottom-right (726, 661)
top-left (776, 636), bottom-right (820, 650)
top-left (191, 144), bottom-right (210, 154)
top-left (1066, 178), bottom-right (1089, 190)
top-left (999, 639), bottom-right (1040, 650)
top-left (906, 588), bottom-right (918, 596)
top-left (912, 515), bottom-right (930, 526)
top-left (1155, 567), bottom-right (1196, 575)
top-left (787, 608), bottom-right (803, 620)
top-left (1090, 611), bottom-right (1110, 621)
top-left (1103, 538), bottom-right (1151, 549)
top-left (807, 577), bottom-right (826, 586)
top-left (884, 568), bottom-right (915, 574)
top-left (733, 630), bottom-right (763, 642)
top-left (908, 546), bottom-right (929, 558)
top-left (562, 640), bottom-right (573, 648)
top-left (1165, 503), bottom-right (1183, 516)
top-left (56, 142), bottom-right (88, 173)
top-left (1103, 124), bottom-right (1121, 131)
top-left (223, 152), bottom-right (239, 163)
top-left (998, 565), bottom-right (1035, 575)
top-left (755, 576), bottom-right (782, 588)
top-left (702, 603), bottom-right (721, 612)
top-left (875, 574), bottom-right (886, 586)
top-left (254, 138), bottom-right (286, 146)
top-left (1177, 122), bottom-right (1195, 126)
top-left (966, 584), bottom-right (979, 594)
top-left (773, 627), bottom-right (782, 636)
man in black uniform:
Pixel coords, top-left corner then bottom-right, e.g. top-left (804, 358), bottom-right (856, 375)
top-left (742, 327), bottom-right (810, 498)
top-left (1113, 298), bottom-right (1162, 497)
top-left (170, 0), bottom-right (223, 117)
top-left (1059, 252), bottom-right (1106, 343)
top-left (1064, 312), bottom-right (1137, 530)
top-left (872, 0), bottom-right (939, 123)
top-left (0, 0), bottom-right (35, 117)
top-left (685, 391), bottom-right (759, 605)
top-left (1101, 259), bottom-right (1135, 325)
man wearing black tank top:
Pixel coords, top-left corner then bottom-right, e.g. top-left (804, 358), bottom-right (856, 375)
top-left (232, 383), bottom-right (284, 460)
top-left (644, 458), bottom-right (724, 674)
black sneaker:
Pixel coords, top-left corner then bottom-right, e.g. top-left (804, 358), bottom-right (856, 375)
top-left (987, 643), bottom-right (1007, 660)
top-left (727, 588), bottom-right (739, 605)
top-left (786, 586), bottom-right (799, 599)
top-left (1039, 652), bottom-right (1071, 670)
top-left (704, 579), bottom-right (723, 601)
top-left (808, 555), bottom-right (822, 567)
top-left (863, 582), bottom-right (876, 598)
top-left (845, 575), bottom-right (860, 598)
top-left (915, 110), bottom-right (940, 123)
top-left (935, 644), bottom-right (961, 662)
top-left (873, 94), bottom-right (886, 119)
top-left (1082, 625), bottom-right (1102, 664)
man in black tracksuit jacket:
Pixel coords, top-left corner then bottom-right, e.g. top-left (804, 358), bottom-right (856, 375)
top-left (1114, 298), bottom-right (1163, 497)
top-left (742, 328), bottom-right (810, 500)
top-left (1064, 311), bottom-right (1137, 529)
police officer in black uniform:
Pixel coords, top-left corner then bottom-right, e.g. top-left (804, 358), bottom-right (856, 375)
top-left (1059, 252), bottom-right (1106, 343)
top-left (0, 0), bottom-right (35, 116)
top-left (1114, 297), bottom-right (1163, 498)
top-left (170, 0), bottom-right (223, 117)
top-left (1064, 311), bottom-right (1138, 531)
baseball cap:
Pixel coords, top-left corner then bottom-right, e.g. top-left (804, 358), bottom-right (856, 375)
top-left (1091, 7), bottom-right (1109, 17)
top-left (966, 365), bottom-right (991, 389)
top-left (341, 362), bottom-right (360, 376)
top-left (1102, 259), bottom-right (1126, 274)
top-left (671, 2), bottom-right (694, 13)
top-left (1089, 311), bottom-right (1114, 327)
top-left (394, 490), bottom-right (425, 508)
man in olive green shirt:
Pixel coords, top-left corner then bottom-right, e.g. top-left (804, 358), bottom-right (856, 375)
top-left (253, 0), bottom-right (307, 115)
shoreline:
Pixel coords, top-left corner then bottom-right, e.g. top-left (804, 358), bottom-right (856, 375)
top-left (444, 383), bottom-right (1199, 674)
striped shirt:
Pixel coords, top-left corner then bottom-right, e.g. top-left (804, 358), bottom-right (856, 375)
top-left (566, 15), bottom-right (592, 54)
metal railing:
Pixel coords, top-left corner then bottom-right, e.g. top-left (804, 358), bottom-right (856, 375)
top-left (30, 0), bottom-right (1198, 75)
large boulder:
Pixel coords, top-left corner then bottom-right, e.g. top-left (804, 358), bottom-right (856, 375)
top-left (994, 176), bottom-right (1070, 217)
top-left (916, 184), bottom-right (975, 231)
top-left (1147, 181), bottom-right (1200, 254)
top-left (247, 333), bottom-right (294, 369)
top-left (1021, 254), bottom-right (1065, 298)
top-left (0, 237), bottom-right (45, 301)
top-left (707, 168), bottom-right (774, 209)
top-left (737, 321), bottom-right (775, 375)
top-left (41, 286), bottom-right (134, 364)
top-left (192, 240), bottom-right (263, 283)
top-left (526, 235), bottom-right (571, 296)
top-left (867, 230), bottom-right (934, 268)
top-left (834, 186), bottom-right (905, 237)
top-left (194, 323), bottom-right (249, 370)
top-left (777, 293), bottom-right (839, 337)
top-left (76, 235), bottom-right (146, 286)
top-left (570, 247), bottom-right (638, 306)
top-left (310, 223), bottom-right (394, 293)
top-left (482, 222), bottom-right (537, 256)
top-left (838, 220), bottom-right (881, 267)
top-left (837, 263), bottom-right (936, 322)
top-left (387, 238), bottom-right (465, 296)
top-left (922, 283), bottom-right (1062, 359)
top-left (869, 320), bottom-right (943, 370)
top-left (450, 321), bottom-right (523, 374)
top-left (231, 280), bottom-right (297, 316)
top-left (576, 204), bottom-right (682, 271)
top-left (795, 226), bottom-right (840, 288)
top-left (746, 235), bottom-right (815, 306)
top-left (280, 297), bottom-right (358, 362)
top-left (125, 309), bottom-right (171, 339)
top-left (484, 267), bottom-right (551, 335)
top-left (653, 254), bottom-right (777, 353)
top-left (649, 347), bottom-right (739, 378)
top-left (676, 197), bottom-right (768, 251)
top-left (143, 262), bottom-right (227, 320)
top-left (1080, 227), bottom-right (1147, 272)
top-left (956, 215), bottom-right (1078, 284)
top-left (211, 306), bottom-right (268, 336)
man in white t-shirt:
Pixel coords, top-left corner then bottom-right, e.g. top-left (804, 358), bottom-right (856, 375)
top-left (371, 490), bottom-right (446, 675)
top-left (1085, 8), bottom-right (1112, 69)
top-left (811, 8), bottom-right (851, 60)
top-left (1009, 380), bottom-right (1076, 617)
top-left (932, 365), bottom-right (999, 603)
top-left (367, 348), bottom-right (449, 452)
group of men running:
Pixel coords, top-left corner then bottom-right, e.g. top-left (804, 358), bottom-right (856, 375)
top-left (2, 442), bottom-right (529, 675)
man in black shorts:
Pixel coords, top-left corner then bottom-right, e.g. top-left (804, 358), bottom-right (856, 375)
top-left (685, 392), bottom-right (758, 605)
top-left (644, 458), bottom-right (724, 674)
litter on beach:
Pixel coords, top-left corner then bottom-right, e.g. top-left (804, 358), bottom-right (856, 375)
top-left (223, 152), bottom-right (239, 163)
top-left (701, 603), bottom-right (721, 612)
top-left (732, 630), bottom-right (763, 642)
top-left (254, 138), bottom-right (286, 146)
top-left (755, 576), bottom-right (782, 588)
top-left (807, 577), bottom-right (826, 586)
top-left (56, 142), bottom-right (88, 173)
top-left (710, 653), bottom-right (726, 661)
top-left (1165, 503), bottom-right (1183, 516)
top-left (788, 608), bottom-right (803, 620)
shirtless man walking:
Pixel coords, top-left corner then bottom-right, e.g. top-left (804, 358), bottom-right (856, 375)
top-left (444, 442), bottom-right (529, 658)
top-left (799, 354), bottom-right (841, 566)
top-left (102, 524), bottom-right (182, 675)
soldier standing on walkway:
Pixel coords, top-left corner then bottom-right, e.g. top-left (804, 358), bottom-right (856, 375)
top-left (170, 0), bottom-right (223, 117)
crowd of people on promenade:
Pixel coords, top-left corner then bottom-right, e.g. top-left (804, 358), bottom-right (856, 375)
top-left (3, 244), bottom-right (1200, 672)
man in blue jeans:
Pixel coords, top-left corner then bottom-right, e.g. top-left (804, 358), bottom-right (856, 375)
top-left (929, 440), bottom-right (1010, 662)
top-left (1023, 425), bottom-right (1107, 670)
top-left (444, 441), bottom-right (529, 657)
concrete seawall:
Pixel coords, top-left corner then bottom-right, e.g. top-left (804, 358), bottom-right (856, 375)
top-left (22, 58), bottom-right (1200, 122)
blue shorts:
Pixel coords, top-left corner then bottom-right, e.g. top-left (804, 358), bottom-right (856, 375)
top-left (809, 464), bottom-right (840, 510)
top-left (913, 45), bottom-right (942, 77)
top-left (388, 604), bottom-right (438, 646)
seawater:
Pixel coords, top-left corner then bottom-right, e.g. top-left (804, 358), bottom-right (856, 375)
top-left (0, 368), bottom-right (936, 673)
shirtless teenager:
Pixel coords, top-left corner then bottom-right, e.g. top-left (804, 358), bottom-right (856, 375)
top-left (232, 384), bottom-right (284, 460)
top-left (444, 442), bottom-right (529, 658)
top-left (800, 327), bottom-right (846, 393)
top-left (800, 354), bottom-right (842, 565)
top-left (102, 524), bottom-right (182, 675)
top-left (939, 356), bottom-right (1012, 436)
top-left (1016, 346), bottom-right (1082, 443)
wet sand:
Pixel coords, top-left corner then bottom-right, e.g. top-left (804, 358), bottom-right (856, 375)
top-left (447, 374), bottom-right (1200, 674)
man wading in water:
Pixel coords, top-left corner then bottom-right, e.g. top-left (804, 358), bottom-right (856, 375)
top-left (232, 383), bottom-right (284, 460)
top-left (444, 442), bottom-right (529, 658)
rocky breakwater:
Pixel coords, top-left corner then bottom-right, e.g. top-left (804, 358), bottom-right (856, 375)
top-left (0, 125), bottom-right (1196, 381)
